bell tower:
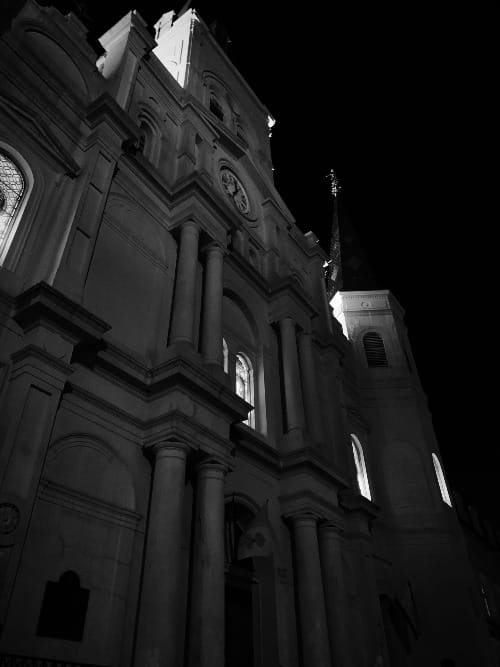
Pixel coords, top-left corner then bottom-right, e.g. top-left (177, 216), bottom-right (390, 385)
top-left (332, 289), bottom-right (490, 664)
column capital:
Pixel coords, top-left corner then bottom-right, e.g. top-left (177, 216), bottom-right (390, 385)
top-left (279, 315), bottom-right (296, 329)
top-left (293, 514), bottom-right (319, 529)
top-left (179, 219), bottom-right (200, 235)
top-left (194, 457), bottom-right (229, 480)
top-left (144, 439), bottom-right (191, 463)
top-left (283, 511), bottom-right (321, 528)
top-left (319, 520), bottom-right (345, 537)
top-left (201, 240), bottom-right (226, 256)
top-left (297, 328), bottom-right (313, 341)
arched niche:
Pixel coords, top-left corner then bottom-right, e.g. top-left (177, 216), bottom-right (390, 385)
top-left (45, 435), bottom-right (136, 511)
top-left (222, 290), bottom-right (260, 346)
top-left (23, 28), bottom-right (89, 100)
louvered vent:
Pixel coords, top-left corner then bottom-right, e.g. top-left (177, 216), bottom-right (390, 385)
top-left (363, 332), bottom-right (388, 367)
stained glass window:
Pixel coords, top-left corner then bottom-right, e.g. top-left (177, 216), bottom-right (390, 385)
top-left (0, 151), bottom-right (25, 257)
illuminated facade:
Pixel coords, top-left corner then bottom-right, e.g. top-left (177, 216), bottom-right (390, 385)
top-left (0, 3), bottom-right (498, 666)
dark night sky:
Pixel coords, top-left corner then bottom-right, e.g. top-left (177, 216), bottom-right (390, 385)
top-left (79, 0), bottom-right (495, 520)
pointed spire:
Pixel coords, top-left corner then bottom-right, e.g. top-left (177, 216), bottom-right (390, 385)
top-left (325, 169), bottom-right (342, 299)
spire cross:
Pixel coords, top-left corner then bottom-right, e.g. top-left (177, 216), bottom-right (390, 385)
top-left (326, 169), bottom-right (341, 197)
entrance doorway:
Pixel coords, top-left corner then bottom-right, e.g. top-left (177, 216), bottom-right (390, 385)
top-left (224, 500), bottom-right (259, 667)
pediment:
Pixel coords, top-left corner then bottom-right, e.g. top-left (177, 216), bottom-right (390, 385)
top-left (0, 92), bottom-right (80, 176)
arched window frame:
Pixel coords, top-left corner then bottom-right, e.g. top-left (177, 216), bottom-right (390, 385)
top-left (203, 73), bottom-right (232, 128)
top-left (235, 119), bottom-right (247, 144)
top-left (209, 93), bottom-right (225, 123)
top-left (223, 335), bottom-right (256, 429)
top-left (432, 453), bottom-right (452, 506)
top-left (235, 352), bottom-right (254, 428)
top-left (362, 330), bottom-right (388, 368)
top-left (351, 434), bottom-right (372, 500)
top-left (136, 108), bottom-right (162, 166)
top-left (0, 143), bottom-right (33, 267)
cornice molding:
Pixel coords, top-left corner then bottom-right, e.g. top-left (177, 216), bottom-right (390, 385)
top-left (0, 91), bottom-right (81, 176)
top-left (280, 489), bottom-right (338, 522)
top-left (14, 282), bottom-right (110, 342)
top-left (38, 478), bottom-right (142, 530)
top-left (340, 488), bottom-right (380, 520)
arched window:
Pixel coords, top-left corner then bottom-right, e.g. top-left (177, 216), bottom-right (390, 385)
top-left (236, 122), bottom-right (247, 143)
top-left (235, 353), bottom-right (254, 427)
top-left (138, 120), bottom-right (156, 163)
top-left (0, 149), bottom-right (26, 262)
top-left (222, 338), bottom-right (229, 374)
top-left (363, 331), bottom-right (388, 367)
top-left (351, 434), bottom-right (371, 500)
top-left (209, 95), bottom-right (224, 122)
top-left (432, 453), bottom-right (452, 506)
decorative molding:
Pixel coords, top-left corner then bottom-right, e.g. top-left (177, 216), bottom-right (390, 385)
top-left (37, 479), bottom-right (142, 530)
top-left (14, 282), bottom-right (110, 341)
top-left (0, 654), bottom-right (105, 667)
top-left (281, 447), bottom-right (349, 490)
top-left (280, 489), bottom-right (338, 522)
top-left (0, 503), bottom-right (20, 535)
top-left (0, 92), bottom-right (80, 176)
top-left (340, 488), bottom-right (380, 520)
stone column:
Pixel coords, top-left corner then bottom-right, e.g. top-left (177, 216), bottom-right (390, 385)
top-left (169, 221), bottom-right (200, 346)
top-left (134, 443), bottom-right (189, 667)
top-left (319, 522), bottom-right (350, 667)
top-left (297, 331), bottom-right (324, 444)
top-left (187, 460), bottom-right (227, 667)
top-left (340, 491), bottom-right (389, 666)
top-left (201, 243), bottom-right (224, 366)
top-left (292, 515), bottom-right (332, 667)
top-left (279, 317), bottom-right (305, 432)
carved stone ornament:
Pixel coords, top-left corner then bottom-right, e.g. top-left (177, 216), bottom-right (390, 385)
top-left (220, 167), bottom-right (250, 215)
top-left (0, 502), bottom-right (20, 534)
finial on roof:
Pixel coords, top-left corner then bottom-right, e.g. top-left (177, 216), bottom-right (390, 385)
top-left (325, 169), bottom-right (342, 298)
top-left (326, 168), bottom-right (341, 198)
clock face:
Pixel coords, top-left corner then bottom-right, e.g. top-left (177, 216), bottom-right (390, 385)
top-left (220, 168), bottom-right (250, 215)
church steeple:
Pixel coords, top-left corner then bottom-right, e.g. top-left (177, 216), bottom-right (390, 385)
top-left (326, 168), bottom-right (342, 299)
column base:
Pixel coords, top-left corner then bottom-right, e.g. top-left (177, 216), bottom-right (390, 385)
top-left (282, 428), bottom-right (305, 451)
top-left (157, 341), bottom-right (201, 364)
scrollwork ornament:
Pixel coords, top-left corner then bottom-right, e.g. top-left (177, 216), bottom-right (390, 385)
top-left (0, 502), bottom-right (20, 535)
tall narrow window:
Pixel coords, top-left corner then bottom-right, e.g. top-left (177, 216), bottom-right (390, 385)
top-left (432, 453), bottom-right (452, 506)
top-left (351, 434), bottom-right (371, 500)
top-left (363, 332), bottom-right (388, 367)
top-left (0, 150), bottom-right (26, 260)
top-left (223, 338), bottom-right (229, 374)
top-left (235, 353), bottom-right (254, 427)
top-left (236, 122), bottom-right (247, 143)
top-left (209, 95), bottom-right (224, 122)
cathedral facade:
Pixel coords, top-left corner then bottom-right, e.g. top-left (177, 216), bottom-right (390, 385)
top-left (0, 3), bottom-right (497, 666)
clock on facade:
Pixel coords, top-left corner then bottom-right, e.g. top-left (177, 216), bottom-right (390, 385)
top-left (220, 168), bottom-right (250, 215)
